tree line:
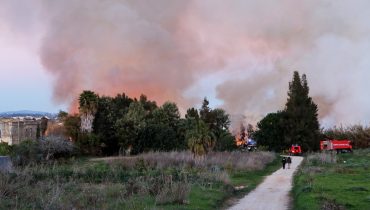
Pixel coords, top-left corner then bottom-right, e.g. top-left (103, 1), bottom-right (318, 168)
top-left (59, 71), bottom-right (322, 155)
top-left (57, 71), bottom-right (368, 155)
top-left (60, 93), bottom-right (236, 156)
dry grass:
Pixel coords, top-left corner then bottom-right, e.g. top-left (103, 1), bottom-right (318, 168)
top-left (1, 151), bottom-right (276, 209)
top-left (102, 151), bottom-right (276, 171)
top-left (306, 152), bottom-right (337, 165)
top-left (155, 177), bottom-right (191, 205)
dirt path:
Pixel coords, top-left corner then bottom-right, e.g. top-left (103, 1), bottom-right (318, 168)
top-left (228, 156), bottom-right (304, 210)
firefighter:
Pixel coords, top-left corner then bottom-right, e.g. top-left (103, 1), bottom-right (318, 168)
top-left (282, 157), bottom-right (287, 169)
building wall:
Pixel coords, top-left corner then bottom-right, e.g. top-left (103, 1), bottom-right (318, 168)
top-left (0, 119), bottom-right (39, 145)
top-left (0, 120), bottom-right (13, 144)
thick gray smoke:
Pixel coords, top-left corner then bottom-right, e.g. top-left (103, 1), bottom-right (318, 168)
top-left (2, 0), bottom-right (370, 127)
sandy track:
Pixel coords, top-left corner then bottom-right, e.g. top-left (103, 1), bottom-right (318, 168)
top-left (228, 156), bottom-right (304, 210)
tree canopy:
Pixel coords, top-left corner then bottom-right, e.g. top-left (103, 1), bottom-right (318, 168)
top-left (253, 71), bottom-right (320, 152)
top-left (64, 92), bottom-right (235, 156)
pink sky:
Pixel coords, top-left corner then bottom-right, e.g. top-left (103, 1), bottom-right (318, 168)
top-left (2, 1), bottom-right (370, 127)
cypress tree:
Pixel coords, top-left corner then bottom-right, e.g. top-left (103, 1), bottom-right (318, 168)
top-left (284, 71), bottom-right (320, 151)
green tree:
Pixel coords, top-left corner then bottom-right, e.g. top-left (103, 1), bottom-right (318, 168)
top-left (212, 108), bottom-right (231, 131)
top-left (40, 117), bottom-right (48, 137)
top-left (253, 112), bottom-right (287, 151)
top-left (210, 108), bottom-right (232, 150)
top-left (199, 98), bottom-right (212, 126)
top-left (139, 94), bottom-right (157, 112)
top-left (284, 71), bottom-right (320, 151)
top-left (57, 110), bottom-right (68, 120)
top-left (214, 130), bottom-right (237, 151)
top-left (253, 71), bottom-right (320, 152)
top-left (116, 101), bottom-right (146, 154)
top-left (63, 114), bottom-right (81, 142)
top-left (36, 124), bottom-right (41, 139)
top-left (185, 107), bottom-right (199, 121)
top-left (199, 98), bottom-right (232, 149)
top-left (92, 96), bottom-right (117, 155)
top-left (135, 102), bottom-right (184, 153)
top-left (92, 93), bottom-right (134, 155)
top-left (79, 90), bottom-right (99, 132)
top-left (186, 120), bottom-right (214, 158)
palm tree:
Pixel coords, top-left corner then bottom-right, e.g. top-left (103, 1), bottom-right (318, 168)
top-left (79, 90), bottom-right (99, 132)
top-left (186, 120), bottom-right (214, 162)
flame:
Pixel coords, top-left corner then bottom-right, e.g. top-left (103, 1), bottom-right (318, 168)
top-left (235, 131), bottom-right (248, 147)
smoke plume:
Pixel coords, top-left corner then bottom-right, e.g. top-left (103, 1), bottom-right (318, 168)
top-left (2, 0), bottom-right (370, 126)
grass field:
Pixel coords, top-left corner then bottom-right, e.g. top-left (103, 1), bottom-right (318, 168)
top-left (0, 151), bottom-right (279, 210)
top-left (292, 149), bottom-right (370, 210)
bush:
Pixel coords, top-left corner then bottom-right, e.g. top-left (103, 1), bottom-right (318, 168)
top-left (11, 140), bottom-right (42, 165)
top-left (75, 133), bottom-right (102, 156)
top-left (322, 125), bottom-right (370, 149)
top-left (39, 136), bottom-right (76, 160)
top-left (0, 168), bottom-right (32, 199)
top-left (214, 132), bottom-right (237, 151)
top-left (155, 180), bottom-right (191, 205)
top-left (0, 143), bottom-right (12, 156)
top-left (11, 137), bottom-right (76, 165)
top-left (306, 152), bottom-right (337, 165)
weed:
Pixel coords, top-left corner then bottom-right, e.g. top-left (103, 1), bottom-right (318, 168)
top-left (321, 198), bottom-right (346, 210)
top-left (156, 179), bottom-right (191, 205)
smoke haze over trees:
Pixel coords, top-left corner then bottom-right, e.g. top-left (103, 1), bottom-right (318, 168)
top-left (2, 1), bottom-right (370, 126)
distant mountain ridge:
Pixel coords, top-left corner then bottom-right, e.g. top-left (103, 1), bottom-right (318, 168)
top-left (0, 110), bottom-right (57, 118)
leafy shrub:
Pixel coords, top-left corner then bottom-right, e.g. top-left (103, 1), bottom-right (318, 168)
top-left (0, 143), bottom-right (12, 156)
top-left (11, 140), bottom-right (42, 165)
top-left (75, 133), bottom-right (102, 156)
top-left (39, 136), bottom-right (76, 160)
top-left (214, 132), bottom-right (237, 151)
top-left (11, 137), bottom-right (75, 165)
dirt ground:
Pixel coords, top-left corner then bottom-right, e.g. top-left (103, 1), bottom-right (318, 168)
top-left (228, 156), bottom-right (304, 210)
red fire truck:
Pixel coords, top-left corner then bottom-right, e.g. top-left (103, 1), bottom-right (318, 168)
top-left (320, 139), bottom-right (352, 153)
top-left (289, 144), bottom-right (302, 155)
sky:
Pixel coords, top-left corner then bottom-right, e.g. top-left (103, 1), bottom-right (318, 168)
top-left (0, 15), bottom-right (67, 113)
top-left (1, 0), bottom-right (370, 128)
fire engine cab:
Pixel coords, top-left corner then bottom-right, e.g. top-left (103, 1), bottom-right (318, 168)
top-left (289, 144), bottom-right (302, 155)
top-left (320, 139), bottom-right (352, 153)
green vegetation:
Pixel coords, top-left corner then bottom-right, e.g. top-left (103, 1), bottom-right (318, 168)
top-left (10, 138), bottom-right (75, 166)
top-left (322, 125), bottom-right (370, 149)
top-left (0, 143), bottom-right (12, 156)
top-left (253, 71), bottom-right (320, 152)
top-left (57, 91), bottom-right (235, 156)
top-left (0, 151), bottom-right (277, 209)
top-left (292, 149), bottom-right (370, 210)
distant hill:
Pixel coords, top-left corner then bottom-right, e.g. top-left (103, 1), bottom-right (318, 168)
top-left (0, 110), bottom-right (57, 119)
